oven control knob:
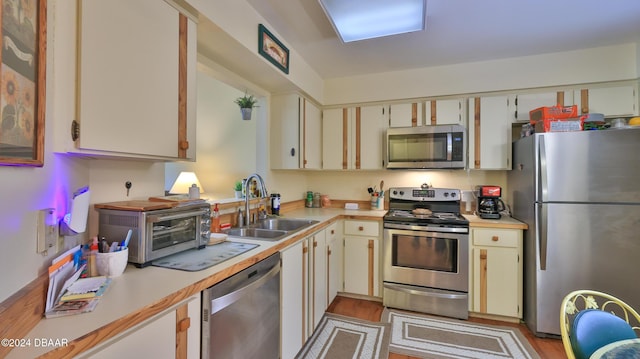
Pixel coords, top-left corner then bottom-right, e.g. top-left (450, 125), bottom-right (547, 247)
top-left (451, 192), bottom-right (457, 198)
top-left (392, 190), bottom-right (398, 195)
top-left (399, 191), bottom-right (404, 195)
top-left (444, 192), bottom-right (449, 197)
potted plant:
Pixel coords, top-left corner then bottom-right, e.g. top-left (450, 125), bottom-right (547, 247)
top-left (234, 93), bottom-right (258, 121)
top-left (234, 181), bottom-right (244, 199)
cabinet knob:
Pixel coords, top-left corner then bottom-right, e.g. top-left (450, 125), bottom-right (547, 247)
top-left (492, 236), bottom-right (499, 242)
top-left (331, 230), bottom-right (335, 235)
top-left (358, 226), bottom-right (364, 231)
top-left (313, 240), bottom-right (318, 248)
top-left (290, 148), bottom-right (295, 156)
top-left (179, 140), bottom-right (189, 150)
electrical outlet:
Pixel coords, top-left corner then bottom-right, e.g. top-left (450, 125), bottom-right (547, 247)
top-left (37, 208), bottom-right (58, 254)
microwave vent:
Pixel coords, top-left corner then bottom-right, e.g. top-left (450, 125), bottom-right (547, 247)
top-left (102, 214), bottom-right (139, 228)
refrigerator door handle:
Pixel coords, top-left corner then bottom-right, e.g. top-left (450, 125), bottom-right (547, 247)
top-left (539, 135), bottom-right (548, 202)
top-left (536, 203), bottom-right (548, 270)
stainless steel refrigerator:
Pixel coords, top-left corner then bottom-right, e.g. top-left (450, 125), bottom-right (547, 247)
top-left (507, 128), bottom-right (640, 337)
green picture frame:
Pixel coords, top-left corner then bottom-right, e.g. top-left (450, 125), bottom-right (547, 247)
top-left (258, 24), bottom-right (289, 74)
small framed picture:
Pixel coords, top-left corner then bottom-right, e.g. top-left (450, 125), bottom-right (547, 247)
top-left (258, 24), bottom-right (289, 74)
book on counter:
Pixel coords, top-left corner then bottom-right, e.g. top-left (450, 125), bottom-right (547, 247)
top-left (45, 247), bottom-right (113, 318)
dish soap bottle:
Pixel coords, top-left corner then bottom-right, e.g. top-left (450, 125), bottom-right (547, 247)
top-left (212, 203), bottom-right (221, 233)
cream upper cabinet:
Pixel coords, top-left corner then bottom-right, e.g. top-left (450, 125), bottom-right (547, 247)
top-left (468, 96), bottom-right (512, 170)
top-left (425, 99), bottom-right (466, 126)
top-left (574, 85), bottom-right (638, 117)
top-left (343, 220), bottom-right (381, 297)
top-left (75, 0), bottom-right (196, 160)
top-left (358, 105), bottom-right (387, 169)
top-left (389, 103), bottom-right (421, 127)
top-left (470, 228), bottom-right (523, 319)
top-left (271, 94), bottom-right (321, 169)
top-left (322, 105), bottom-right (386, 170)
top-left (512, 91), bottom-right (574, 123)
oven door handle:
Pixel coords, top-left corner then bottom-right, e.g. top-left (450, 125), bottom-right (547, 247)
top-left (383, 282), bottom-right (467, 300)
top-left (147, 209), bottom-right (209, 223)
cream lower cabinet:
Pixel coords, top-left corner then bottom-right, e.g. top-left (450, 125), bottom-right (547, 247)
top-left (471, 228), bottom-right (523, 319)
top-left (281, 229), bottom-right (328, 359)
top-left (343, 220), bottom-right (381, 297)
top-left (80, 294), bottom-right (200, 359)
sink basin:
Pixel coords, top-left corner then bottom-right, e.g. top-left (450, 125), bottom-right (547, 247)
top-left (225, 218), bottom-right (319, 241)
top-left (226, 228), bottom-right (288, 241)
top-left (252, 218), bottom-right (319, 232)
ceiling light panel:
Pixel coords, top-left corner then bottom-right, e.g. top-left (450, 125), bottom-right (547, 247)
top-left (319, 0), bottom-right (426, 43)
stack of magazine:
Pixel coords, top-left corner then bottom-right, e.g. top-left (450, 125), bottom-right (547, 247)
top-left (45, 245), bottom-right (112, 318)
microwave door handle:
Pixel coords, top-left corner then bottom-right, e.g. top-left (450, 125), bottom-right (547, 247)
top-left (147, 209), bottom-right (209, 223)
top-left (446, 132), bottom-right (452, 161)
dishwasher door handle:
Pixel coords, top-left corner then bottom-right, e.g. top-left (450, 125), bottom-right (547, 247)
top-left (210, 262), bottom-right (281, 315)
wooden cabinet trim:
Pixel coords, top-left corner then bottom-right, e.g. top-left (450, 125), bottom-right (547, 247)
top-left (580, 89), bottom-right (589, 114)
top-left (177, 14), bottom-right (188, 158)
top-left (368, 239), bottom-right (374, 296)
top-left (479, 249), bottom-right (488, 313)
top-left (302, 243), bottom-right (308, 344)
top-left (302, 99), bottom-right (308, 167)
top-left (412, 103), bottom-right (419, 126)
top-left (175, 304), bottom-right (189, 359)
top-left (342, 109), bottom-right (348, 169)
top-left (556, 91), bottom-right (565, 107)
top-left (355, 107), bottom-right (361, 169)
top-left (430, 101), bottom-right (437, 125)
top-left (473, 98), bottom-right (481, 168)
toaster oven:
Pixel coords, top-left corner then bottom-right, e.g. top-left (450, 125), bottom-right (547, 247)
top-left (96, 202), bottom-right (211, 267)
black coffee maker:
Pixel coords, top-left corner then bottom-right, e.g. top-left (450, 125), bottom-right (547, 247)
top-left (476, 185), bottom-right (505, 219)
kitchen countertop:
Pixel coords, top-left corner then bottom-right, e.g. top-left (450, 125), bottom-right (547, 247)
top-left (11, 208), bottom-right (524, 358)
top-left (9, 208), bottom-right (385, 358)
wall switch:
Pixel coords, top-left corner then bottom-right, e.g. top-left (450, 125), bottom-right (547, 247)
top-left (37, 208), bottom-right (58, 254)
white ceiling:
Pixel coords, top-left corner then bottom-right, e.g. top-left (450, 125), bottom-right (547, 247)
top-left (197, 0), bottom-right (640, 94)
top-left (246, 0), bottom-right (640, 79)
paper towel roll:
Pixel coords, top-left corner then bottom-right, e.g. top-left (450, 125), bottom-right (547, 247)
top-left (64, 187), bottom-right (90, 234)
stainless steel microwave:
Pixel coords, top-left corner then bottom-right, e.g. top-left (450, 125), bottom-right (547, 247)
top-left (97, 202), bottom-right (211, 267)
top-left (385, 125), bottom-right (466, 169)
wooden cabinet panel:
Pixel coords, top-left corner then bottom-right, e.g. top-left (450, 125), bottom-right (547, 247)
top-left (575, 86), bottom-right (637, 117)
top-left (343, 220), bottom-right (380, 297)
top-left (425, 99), bottom-right (466, 125)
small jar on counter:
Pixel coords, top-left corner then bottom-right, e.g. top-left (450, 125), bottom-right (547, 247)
top-left (305, 191), bottom-right (313, 208)
top-left (313, 192), bottom-right (321, 208)
top-left (270, 193), bottom-right (281, 215)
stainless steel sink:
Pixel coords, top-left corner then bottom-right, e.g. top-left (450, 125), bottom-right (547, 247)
top-left (252, 218), bottom-right (319, 232)
top-left (225, 218), bottom-right (319, 241)
top-left (226, 227), bottom-right (288, 241)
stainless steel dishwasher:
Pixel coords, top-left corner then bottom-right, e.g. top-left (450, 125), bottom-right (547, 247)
top-left (202, 252), bottom-right (281, 358)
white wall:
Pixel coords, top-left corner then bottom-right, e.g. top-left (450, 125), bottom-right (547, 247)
top-left (165, 70), bottom-right (258, 200)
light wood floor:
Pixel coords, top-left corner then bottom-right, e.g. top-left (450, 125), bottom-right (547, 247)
top-left (326, 295), bottom-right (567, 359)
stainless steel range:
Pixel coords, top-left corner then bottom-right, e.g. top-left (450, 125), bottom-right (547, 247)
top-left (383, 184), bottom-right (469, 319)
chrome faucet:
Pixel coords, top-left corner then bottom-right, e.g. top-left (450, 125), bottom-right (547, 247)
top-left (243, 173), bottom-right (268, 225)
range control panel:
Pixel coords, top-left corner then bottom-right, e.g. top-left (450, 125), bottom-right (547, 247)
top-left (389, 187), bottom-right (460, 202)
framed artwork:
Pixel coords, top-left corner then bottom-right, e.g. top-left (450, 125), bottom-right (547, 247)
top-left (258, 24), bottom-right (289, 74)
top-left (0, 0), bottom-right (47, 167)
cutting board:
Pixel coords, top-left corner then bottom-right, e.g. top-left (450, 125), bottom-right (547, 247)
top-left (94, 200), bottom-right (176, 212)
